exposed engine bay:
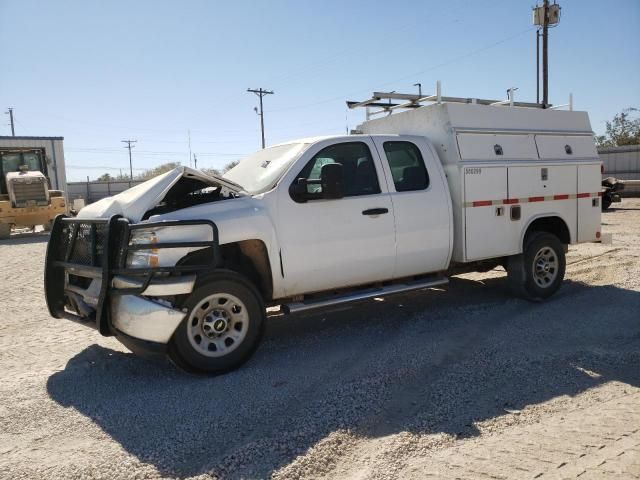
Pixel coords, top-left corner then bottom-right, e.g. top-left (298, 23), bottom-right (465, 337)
top-left (142, 177), bottom-right (239, 220)
top-left (76, 167), bottom-right (244, 223)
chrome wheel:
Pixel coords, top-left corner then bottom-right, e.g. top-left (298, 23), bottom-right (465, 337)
top-left (532, 246), bottom-right (558, 288)
top-left (187, 293), bottom-right (249, 358)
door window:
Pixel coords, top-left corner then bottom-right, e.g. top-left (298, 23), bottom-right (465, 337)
top-left (382, 141), bottom-right (430, 192)
top-left (296, 142), bottom-right (381, 197)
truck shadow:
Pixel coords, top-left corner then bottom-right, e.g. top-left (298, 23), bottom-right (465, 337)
top-left (46, 277), bottom-right (640, 479)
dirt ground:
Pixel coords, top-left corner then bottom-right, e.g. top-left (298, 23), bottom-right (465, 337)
top-left (1, 201), bottom-right (639, 480)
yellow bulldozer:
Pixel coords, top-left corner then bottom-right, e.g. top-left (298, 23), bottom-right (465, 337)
top-left (0, 136), bottom-right (67, 240)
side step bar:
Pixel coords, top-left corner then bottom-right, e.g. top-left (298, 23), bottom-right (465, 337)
top-left (281, 276), bottom-right (449, 315)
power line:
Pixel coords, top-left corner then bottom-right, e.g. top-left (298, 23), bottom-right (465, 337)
top-left (66, 147), bottom-right (248, 156)
top-left (121, 139), bottom-right (137, 180)
top-left (247, 88), bottom-right (274, 149)
top-left (266, 27), bottom-right (534, 114)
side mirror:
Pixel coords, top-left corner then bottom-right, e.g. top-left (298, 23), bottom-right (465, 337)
top-left (320, 163), bottom-right (344, 199)
top-left (290, 178), bottom-right (308, 203)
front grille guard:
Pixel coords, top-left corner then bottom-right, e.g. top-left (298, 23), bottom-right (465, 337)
top-left (44, 214), bottom-right (219, 335)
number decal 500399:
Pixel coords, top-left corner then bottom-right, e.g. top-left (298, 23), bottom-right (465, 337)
top-left (465, 168), bottom-right (482, 175)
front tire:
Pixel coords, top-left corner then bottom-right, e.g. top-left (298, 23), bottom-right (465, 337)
top-left (507, 232), bottom-right (566, 301)
top-left (169, 271), bottom-right (265, 374)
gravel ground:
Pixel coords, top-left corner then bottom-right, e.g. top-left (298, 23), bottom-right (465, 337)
top-left (1, 201), bottom-right (639, 479)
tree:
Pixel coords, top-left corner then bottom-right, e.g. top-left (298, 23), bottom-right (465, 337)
top-left (97, 173), bottom-right (113, 182)
top-left (222, 159), bottom-right (240, 172)
top-left (138, 162), bottom-right (182, 180)
top-left (201, 167), bottom-right (221, 177)
top-left (595, 108), bottom-right (640, 147)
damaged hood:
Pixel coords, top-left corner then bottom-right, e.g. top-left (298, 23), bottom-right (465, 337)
top-left (77, 167), bottom-right (245, 222)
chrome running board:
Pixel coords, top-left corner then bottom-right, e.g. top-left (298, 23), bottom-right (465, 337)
top-left (281, 275), bottom-right (449, 315)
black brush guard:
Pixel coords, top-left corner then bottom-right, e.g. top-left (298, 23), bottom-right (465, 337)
top-left (44, 214), bottom-right (219, 336)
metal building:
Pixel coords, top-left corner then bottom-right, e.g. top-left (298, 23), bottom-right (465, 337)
top-left (599, 145), bottom-right (640, 196)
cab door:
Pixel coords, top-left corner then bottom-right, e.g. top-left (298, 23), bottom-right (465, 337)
top-left (371, 136), bottom-right (451, 277)
top-left (276, 138), bottom-right (396, 296)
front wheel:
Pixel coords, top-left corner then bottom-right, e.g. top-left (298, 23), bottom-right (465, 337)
top-left (507, 232), bottom-right (566, 301)
top-left (169, 271), bottom-right (265, 374)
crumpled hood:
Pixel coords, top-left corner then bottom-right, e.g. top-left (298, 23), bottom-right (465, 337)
top-left (77, 166), bottom-right (243, 222)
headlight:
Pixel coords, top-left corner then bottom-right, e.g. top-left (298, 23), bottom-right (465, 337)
top-left (126, 229), bottom-right (159, 267)
top-left (125, 224), bottom-right (213, 269)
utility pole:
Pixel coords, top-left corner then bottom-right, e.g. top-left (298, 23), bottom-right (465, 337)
top-left (121, 139), bottom-right (137, 180)
top-left (533, 1), bottom-right (560, 108)
top-left (5, 108), bottom-right (15, 136)
top-left (188, 129), bottom-right (192, 167)
top-left (247, 88), bottom-right (274, 149)
top-left (193, 153), bottom-right (197, 169)
top-left (542, 0), bottom-right (549, 107)
top-left (536, 30), bottom-right (540, 104)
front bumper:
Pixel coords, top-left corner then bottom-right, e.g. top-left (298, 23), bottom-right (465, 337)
top-left (44, 215), bottom-right (219, 348)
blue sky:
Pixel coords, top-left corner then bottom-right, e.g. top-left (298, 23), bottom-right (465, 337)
top-left (1, 0), bottom-right (638, 181)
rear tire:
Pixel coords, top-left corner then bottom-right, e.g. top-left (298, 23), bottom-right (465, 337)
top-left (169, 270), bottom-right (265, 374)
top-left (507, 232), bottom-right (565, 301)
top-left (601, 194), bottom-right (612, 211)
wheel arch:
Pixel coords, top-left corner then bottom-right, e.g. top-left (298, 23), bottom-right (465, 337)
top-left (521, 215), bottom-right (571, 250)
top-left (218, 239), bottom-right (273, 301)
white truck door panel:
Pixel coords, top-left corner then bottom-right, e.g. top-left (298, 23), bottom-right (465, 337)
top-left (535, 135), bottom-right (597, 159)
top-left (577, 164), bottom-right (602, 242)
top-left (463, 166), bottom-right (510, 260)
top-left (276, 139), bottom-right (396, 296)
top-left (372, 137), bottom-right (451, 277)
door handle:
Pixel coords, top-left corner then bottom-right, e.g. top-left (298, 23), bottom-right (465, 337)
top-left (362, 208), bottom-right (389, 216)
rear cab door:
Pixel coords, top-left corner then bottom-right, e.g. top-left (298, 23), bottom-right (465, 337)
top-left (371, 135), bottom-right (452, 278)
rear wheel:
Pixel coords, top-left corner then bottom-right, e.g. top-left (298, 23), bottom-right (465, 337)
top-left (507, 232), bottom-right (566, 301)
top-left (169, 271), bottom-right (265, 374)
top-left (601, 194), bottom-right (612, 211)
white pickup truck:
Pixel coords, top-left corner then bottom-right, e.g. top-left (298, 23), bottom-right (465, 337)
top-left (45, 100), bottom-right (602, 374)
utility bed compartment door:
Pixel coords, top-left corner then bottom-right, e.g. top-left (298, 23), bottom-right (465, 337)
top-left (535, 135), bottom-right (597, 159)
top-left (457, 134), bottom-right (538, 161)
top-left (508, 165), bottom-right (577, 199)
top-left (577, 164), bottom-right (602, 242)
top-left (464, 166), bottom-right (510, 260)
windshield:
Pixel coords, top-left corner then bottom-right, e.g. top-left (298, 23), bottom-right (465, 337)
top-left (223, 143), bottom-right (308, 194)
top-left (1, 150), bottom-right (45, 194)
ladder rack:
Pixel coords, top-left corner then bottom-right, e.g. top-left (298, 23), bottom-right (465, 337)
top-left (346, 81), bottom-right (569, 120)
